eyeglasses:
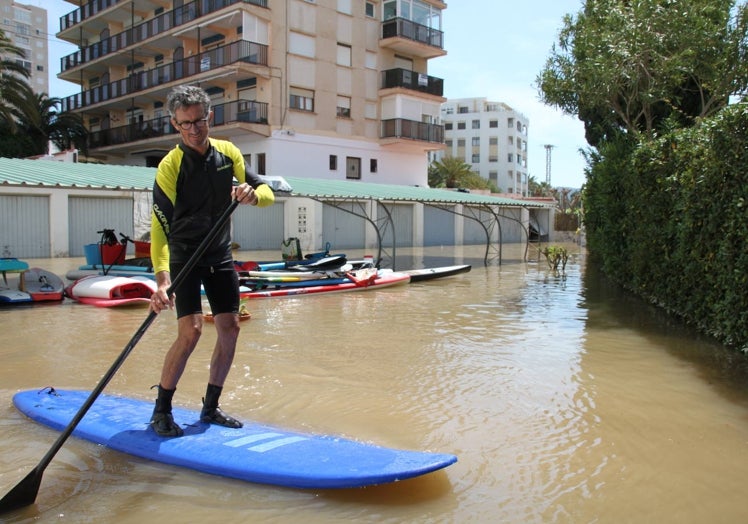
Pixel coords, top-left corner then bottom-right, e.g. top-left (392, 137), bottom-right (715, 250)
top-left (174, 117), bottom-right (209, 130)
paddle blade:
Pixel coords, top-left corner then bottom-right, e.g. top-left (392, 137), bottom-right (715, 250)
top-left (0, 468), bottom-right (42, 515)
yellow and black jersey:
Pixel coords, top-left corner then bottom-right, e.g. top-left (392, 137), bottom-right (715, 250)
top-left (150, 138), bottom-right (274, 273)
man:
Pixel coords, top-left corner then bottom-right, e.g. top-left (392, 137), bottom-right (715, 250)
top-left (149, 85), bottom-right (274, 437)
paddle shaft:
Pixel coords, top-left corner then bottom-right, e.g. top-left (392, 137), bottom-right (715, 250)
top-left (0, 199), bottom-right (240, 515)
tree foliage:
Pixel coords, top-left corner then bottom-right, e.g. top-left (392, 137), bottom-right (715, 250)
top-left (537, 0), bottom-right (748, 147)
top-left (0, 29), bottom-right (88, 158)
top-left (428, 156), bottom-right (497, 192)
top-left (0, 29), bottom-right (30, 133)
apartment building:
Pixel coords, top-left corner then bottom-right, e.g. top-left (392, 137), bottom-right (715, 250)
top-left (0, 0), bottom-right (49, 94)
top-left (437, 97), bottom-right (529, 196)
top-left (55, 0), bottom-right (447, 185)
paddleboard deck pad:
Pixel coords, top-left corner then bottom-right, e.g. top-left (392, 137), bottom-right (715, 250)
top-left (12, 389), bottom-right (457, 489)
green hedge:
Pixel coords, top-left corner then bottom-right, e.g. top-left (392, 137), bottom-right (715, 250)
top-left (585, 104), bottom-right (748, 350)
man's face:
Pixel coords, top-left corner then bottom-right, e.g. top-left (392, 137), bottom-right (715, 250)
top-left (172, 104), bottom-right (212, 154)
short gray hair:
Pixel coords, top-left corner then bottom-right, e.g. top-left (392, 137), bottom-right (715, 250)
top-left (166, 85), bottom-right (211, 118)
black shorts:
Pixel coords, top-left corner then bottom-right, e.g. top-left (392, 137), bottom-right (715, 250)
top-left (169, 260), bottom-right (239, 319)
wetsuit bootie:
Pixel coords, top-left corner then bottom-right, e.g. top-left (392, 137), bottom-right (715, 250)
top-left (200, 383), bottom-right (243, 429)
top-left (150, 384), bottom-right (184, 437)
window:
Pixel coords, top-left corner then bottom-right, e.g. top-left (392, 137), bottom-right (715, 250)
top-left (257, 153), bottom-right (266, 175)
top-left (370, 159), bottom-right (378, 173)
top-left (471, 154), bottom-right (480, 163)
top-left (289, 31), bottom-right (315, 58)
top-left (472, 137), bottom-right (480, 146)
top-left (444, 122), bottom-right (453, 130)
top-left (457, 122), bottom-right (466, 130)
top-left (472, 120), bottom-right (480, 129)
top-left (365, 2), bottom-right (375, 17)
top-left (346, 157), bottom-right (361, 180)
top-left (508, 117), bottom-right (514, 128)
top-left (290, 87), bottom-right (314, 111)
top-left (507, 153), bottom-right (513, 163)
top-left (337, 0), bottom-right (352, 15)
top-left (489, 120), bottom-right (498, 128)
top-left (337, 43), bottom-right (351, 67)
top-left (383, 0), bottom-right (396, 20)
top-left (458, 106), bottom-right (468, 114)
top-left (329, 155), bottom-right (338, 170)
top-left (383, 0), bottom-right (443, 29)
top-left (489, 137), bottom-right (498, 145)
top-left (336, 96), bottom-right (351, 118)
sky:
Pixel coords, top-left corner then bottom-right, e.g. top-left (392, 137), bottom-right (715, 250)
top-left (34, 0), bottom-right (589, 189)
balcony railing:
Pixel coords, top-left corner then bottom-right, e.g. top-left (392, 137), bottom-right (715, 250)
top-left (381, 68), bottom-right (443, 97)
top-left (380, 118), bottom-right (444, 144)
top-left (61, 40), bottom-right (268, 113)
top-left (60, 0), bottom-right (124, 32)
top-left (87, 99), bottom-right (269, 149)
top-left (60, 0), bottom-right (269, 73)
top-left (381, 17), bottom-right (444, 49)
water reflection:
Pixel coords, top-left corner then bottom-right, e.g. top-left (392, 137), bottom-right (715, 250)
top-left (1, 245), bottom-right (748, 523)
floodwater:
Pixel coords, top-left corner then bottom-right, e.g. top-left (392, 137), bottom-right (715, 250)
top-left (2, 244), bottom-right (748, 523)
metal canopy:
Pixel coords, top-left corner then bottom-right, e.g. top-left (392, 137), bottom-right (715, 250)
top-left (280, 177), bottom-right (548, 268)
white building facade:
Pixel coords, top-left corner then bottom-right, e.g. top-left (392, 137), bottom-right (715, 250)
top-left (0, 0), bottom-right (48, 94)
top-left (437, 97), bottom-right (529, 196)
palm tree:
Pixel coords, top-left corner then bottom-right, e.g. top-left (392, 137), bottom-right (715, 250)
top-left (13, 84), bottom-right (88, 156)
top-left (0, 29), bottom-right (31, 132)
top-left (429, 156), bottom-right (477, 188)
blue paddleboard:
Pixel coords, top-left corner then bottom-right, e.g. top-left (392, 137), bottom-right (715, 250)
top-left (12, 389), bottom-right (456, 489)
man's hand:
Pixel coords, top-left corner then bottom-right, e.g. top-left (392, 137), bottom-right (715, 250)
top-left (233, 183), bottom-right (258, 205)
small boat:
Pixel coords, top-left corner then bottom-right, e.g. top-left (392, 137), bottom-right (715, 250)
top-left (65, 275), bottom-right (157, 307)
top-left (0, 260), bottom-right (64, 304)
top-left (242, 270), bottom-right (410, 299)
top-left (400, 264), bottom-right (472, 283)
top-left (20, 268), bottom-right (65, 301)
top-left (203, 305), bottom-right (252, 322)
top-left (235, 255), bottom-right (348, 273)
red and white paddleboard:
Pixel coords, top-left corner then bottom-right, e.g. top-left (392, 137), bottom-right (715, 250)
top-left (65, 275), bottom-right (157, 307)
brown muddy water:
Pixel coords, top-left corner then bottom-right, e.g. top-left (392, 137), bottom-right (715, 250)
top-left (1, 244), bottom-right (748, 523)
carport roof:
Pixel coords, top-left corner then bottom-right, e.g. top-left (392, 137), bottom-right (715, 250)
top-left (0, 157), bottom-right (547, 207)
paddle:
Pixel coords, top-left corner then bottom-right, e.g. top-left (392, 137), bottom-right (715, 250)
top-left (0, 199), bottom-right (240, 515)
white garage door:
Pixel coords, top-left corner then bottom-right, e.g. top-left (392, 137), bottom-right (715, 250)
top-left (0, 194), bottom-right (50, 258)
top-left (69, 197), bottom-right (133, 256)
top-left (233, 201), bottom-right (285, 250)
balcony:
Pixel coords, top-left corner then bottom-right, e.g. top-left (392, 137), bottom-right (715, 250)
top-left (61, 40), bottom-right (268, 113)
top-left (381, 68), bottom-right (444, 97)
top-left (380, 118), bottom-right (444, 144)
top-left (87, 99), bottom-right (269, 150)
top-left (60, 0), bottom-right (269, 74)
top-left (380, 18), bottom-right (446, 59)
top-left (59, 0), bottom-right (125, 33)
